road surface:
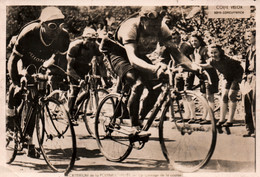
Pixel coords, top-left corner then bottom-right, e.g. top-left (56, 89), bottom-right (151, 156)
top-left (3, 117), bottom-right (256, 177)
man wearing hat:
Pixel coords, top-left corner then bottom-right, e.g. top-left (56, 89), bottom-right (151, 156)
top-left (100, 6), bottom-right (200, 134)
top-left (7, 7), bottom-right (70, 158)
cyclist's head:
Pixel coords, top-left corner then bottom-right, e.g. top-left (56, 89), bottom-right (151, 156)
top-left (139, 6), bottom-right (167, 31)
top-left (40, 7), bottom-right (65, 23)
top-left (39, 7), bottom-right (65, 38)
top-left (82, 27), bottom-right (98, 44)
top-left (139, 6), bottom-right (166, 19)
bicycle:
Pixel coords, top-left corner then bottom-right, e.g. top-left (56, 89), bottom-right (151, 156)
top-left (94, 61), bottom-right (217, 172)
top-left (48, 67), bottom-right (109, 138)
top-left (6, 64), bottom-right (77, 175)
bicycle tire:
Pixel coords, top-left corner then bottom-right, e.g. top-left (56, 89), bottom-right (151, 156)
top-left (159, 90), bottom-right (217, 172)
top-left (95, 93), bottom-right (132, 162)
top-left (6, 126), bottom-right (19, 164)
top-left (6, 99), bottom-right (29, 164)
top-left (36, 97), bottom-right (76, 175)
top-left (83, 89), bottom-right (109, 138)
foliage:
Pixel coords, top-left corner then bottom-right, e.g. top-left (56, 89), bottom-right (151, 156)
top-left (6, 6), bottom-right (255, 57)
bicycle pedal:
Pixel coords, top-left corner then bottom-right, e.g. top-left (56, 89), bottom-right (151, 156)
top-left (71, 120), bottom-right (79, 126)
top-left (129, 132), bottom-right (151, 143)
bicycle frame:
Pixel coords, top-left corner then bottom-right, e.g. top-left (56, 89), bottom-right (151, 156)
top-left (17, 66), bottom-right (51, 143)
top-left (112, 61), bottom-right (212, 134)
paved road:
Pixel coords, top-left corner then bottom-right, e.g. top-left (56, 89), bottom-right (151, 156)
top-left (3, 117), bottom-right (255, 177)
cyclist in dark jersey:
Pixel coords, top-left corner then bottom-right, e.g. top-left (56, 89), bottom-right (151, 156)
top-left (66, 27), bottom-right (103, 125)
top-left (7, 7), bottom-right (70, 158)
top-left (100, 6), bottom-right (200, 134)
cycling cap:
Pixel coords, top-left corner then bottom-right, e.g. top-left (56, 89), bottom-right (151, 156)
top-left (139, 6), bottom-right (164, 19)
top-left (82, 27), bottom-right (98, 38)
top-left (39, 7), bottom-right (65, 22)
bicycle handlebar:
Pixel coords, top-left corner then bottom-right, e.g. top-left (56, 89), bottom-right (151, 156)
top-left (152, 61), bottom-right (212, 90)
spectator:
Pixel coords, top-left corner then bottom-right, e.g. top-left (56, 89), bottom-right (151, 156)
top-left (105, 11), bottom-right (116, 27)
top-left (188, 31), bottom-right (219, 124)
top-left (242, 28), bottom-right (256, 137)
top-left (200, 43), bottom-right (244, 127)
top-left (96, 22), bottom-right (106, 38)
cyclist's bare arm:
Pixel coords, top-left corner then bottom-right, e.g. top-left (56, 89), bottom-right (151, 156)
top-left (8, 52), bottom-right (21, 86)
top-left (199, 63), bottom-right (213, 69)
top-left (66, 55), bottom-right (81, 81)
top-left (124, 43), bottom-right (158, 74)
top-left (163, 40), bottom-right (201, 72)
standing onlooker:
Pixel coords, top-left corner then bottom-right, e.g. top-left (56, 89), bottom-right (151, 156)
top-left (200, 44), bottom-right (244, 127)
top-left (96, 22), bottom-right (106, 38)
top-left (188, 31), bottom-right (219, 124)
top-left (242, 29), bottom-right (256, 137)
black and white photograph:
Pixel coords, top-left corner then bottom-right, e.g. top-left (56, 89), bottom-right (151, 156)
top-left (2, 0), bottom-right (259, 177)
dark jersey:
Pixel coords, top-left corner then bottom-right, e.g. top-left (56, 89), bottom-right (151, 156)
top-left (67, 39), bottom-right (102, 76)
top-left (209, 56), bottom-right (244, 81)
top-left (13, 22), bottom-right (70, 69)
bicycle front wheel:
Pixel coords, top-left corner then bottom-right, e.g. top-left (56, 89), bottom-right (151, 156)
top-left (83, 89), bottom-right (108, 138)
top-left (6, 126), bottom-right (19, 164)
top-left (36, 97), bottom-right (77, 175)
top-left (159, 90), bottom-right (217, 172)
top-left (6, 99), bottom-right (28, 164)
top-left (95, 93), bottom-right (132, 162)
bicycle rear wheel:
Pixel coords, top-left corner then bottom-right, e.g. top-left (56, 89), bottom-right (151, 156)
top-left (159, 90), bottom-right (217, 172)
top-left (83, 89), bottom-right (108, 138)
top-left (36, 97), bottom-right (76, 175)
top-left (95, 93), bottom-right (132, 162)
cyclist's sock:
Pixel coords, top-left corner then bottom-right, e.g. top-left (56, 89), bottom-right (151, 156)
top-left (6, 107), bottom-right (16, 117)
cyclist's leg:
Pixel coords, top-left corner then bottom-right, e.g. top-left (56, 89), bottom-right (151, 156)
top-left (67, 76), bottom-right (80, 119)
top-left (21, 102), bottom-right (42, 159)
top-left (139, 80), bottom-right (161, 121)
top-left (109, 52), bottom-right (145, 132)
top-left (6, 84), bottom-right (22, 130)
top-left (124, 70), bottom-right (144, 127)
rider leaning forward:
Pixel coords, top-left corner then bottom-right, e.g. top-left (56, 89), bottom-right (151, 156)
top-left (7, 7), bottom-right (70, 158)
top-left (100, 6), bottom-right (201, 135)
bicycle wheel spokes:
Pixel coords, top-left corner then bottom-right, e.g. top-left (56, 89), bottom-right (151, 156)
top-left (95, 94), bottom-right (132, 162)
top-left (83, 89), bottom-right (108, 138)
top-left (37, 97), bottom-right (76, 174)
top-left (159, 91), bottom-right (216, 172)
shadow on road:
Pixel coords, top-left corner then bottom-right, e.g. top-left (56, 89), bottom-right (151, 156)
top-left (203, 159), bottom-right (255, 172)
top-left (77, 147), bottom-right (103, 158)
top-left (7, 160), bottom-right (53, 173)
top-left (73, 157), bottom-right (170, 171)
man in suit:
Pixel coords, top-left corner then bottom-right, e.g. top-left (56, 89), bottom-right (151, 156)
top-left (242, 29), bottom-right (256, 138)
